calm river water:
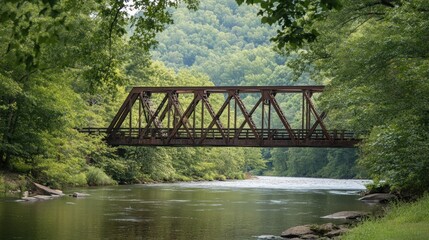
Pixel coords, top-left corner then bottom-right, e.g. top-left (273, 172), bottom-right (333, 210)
top-left (0, 176), bottom-right (374, 240)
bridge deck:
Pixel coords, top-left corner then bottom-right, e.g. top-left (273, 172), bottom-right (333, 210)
top-left (79, 86), bottom-right (360, 148)
top-left (79, 128), bottom-right (359, 147)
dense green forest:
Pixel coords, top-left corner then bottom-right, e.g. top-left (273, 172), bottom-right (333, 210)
top-left (1, 0), bottom-right (428, 195)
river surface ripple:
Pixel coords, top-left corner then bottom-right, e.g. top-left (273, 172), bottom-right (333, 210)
top-left (0, 176), bottom-right (374, 240)
top-left (153, 176), bottom-right (372, 190)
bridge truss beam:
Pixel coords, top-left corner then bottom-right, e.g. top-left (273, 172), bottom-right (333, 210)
top-left (81, 86), bottom-right (359, 147)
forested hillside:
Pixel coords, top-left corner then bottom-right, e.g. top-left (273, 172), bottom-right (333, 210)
top-left (151, 0), bottom-right (310, 87)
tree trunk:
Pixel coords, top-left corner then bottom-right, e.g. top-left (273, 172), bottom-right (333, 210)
top-left (0, 151), bottom-right (4, 170)
top-left (0, 98), bottom-right (19, 170)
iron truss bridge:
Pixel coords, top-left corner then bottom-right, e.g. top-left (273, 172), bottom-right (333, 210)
top-left (79, 86), bottom-right (360, 148)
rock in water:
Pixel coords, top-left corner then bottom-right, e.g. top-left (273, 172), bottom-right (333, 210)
top-left (20, 197), bottom-right (37, 201)
top-left (359, 193), bottom-right (396, 203)
top-left (72, 192), bottom-right (90, 198)
top-left (255, 235), bottom-right (282, 239)
top-left (33, 195), bottom-right (54, 200)
top-left (321, 211), bottom-right (369, 220)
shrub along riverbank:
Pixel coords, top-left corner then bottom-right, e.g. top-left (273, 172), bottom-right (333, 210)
top-left (343, 194), bottom-right (429, 240)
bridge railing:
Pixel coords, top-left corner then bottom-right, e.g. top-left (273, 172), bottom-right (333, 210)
top-left (78, 128), bottom-right (357, 141)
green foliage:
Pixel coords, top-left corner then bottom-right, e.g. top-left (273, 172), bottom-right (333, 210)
top-left (85, 166), bottom-right (117, 186)
top-left (151, 0), bottom-right (314, 85)
top-left (237, 0), bottom-right (342, 49)
top-left (0, 0), bottom-right (198, 75)
top-left (360, 117), bottom-right (429, 194)
top-left (271, 148), bottom-right (360, 178)
top-left (319, 148), bottom-right (360, 179)
top-left (365, 181), bottom-right (391, 194)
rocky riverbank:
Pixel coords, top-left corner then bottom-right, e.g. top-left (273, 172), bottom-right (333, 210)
top-left (266, 193), bottom-right (396, 239)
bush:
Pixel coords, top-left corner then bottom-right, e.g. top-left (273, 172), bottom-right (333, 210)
top-left (216, 175), bottom-right (227, 181)
top-left (173, 174), bottom-right (193, 182)
top-left (86, 167), bottom-right (116, 186)
top-left (35, 160), bottom-right (87, 189)
top-left (365, 181), bottom-right (391, 194)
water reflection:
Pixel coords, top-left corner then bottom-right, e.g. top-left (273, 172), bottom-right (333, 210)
top-left (0, 177), bottom-right (374, 240)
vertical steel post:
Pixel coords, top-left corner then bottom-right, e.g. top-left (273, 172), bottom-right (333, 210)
top-left (201, 98), bottom-right (204, 132)
top-left (268, 94), bottom-right (271, 137)
top-left (129, 98), bottom-right (132, 138)
top-left (261, 92), bottom-right (265, 140)
top-left (227, 94), bottom-right (230, 141)
top-left (167, 98), bottom-right (171, 130)
top-left (302, 91), bottom-right (305, 138)
top-left (138, 96), bottom-right (141, 137)
top-left (306, 91), bottom-right (311, 130)
top-left (234, 93), bottom-right (237, 136)
top-left (193, 93), bottom-right (196, 138)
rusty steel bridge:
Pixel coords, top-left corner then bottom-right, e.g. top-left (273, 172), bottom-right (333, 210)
top-left (79, 86), bottom-right (359, 147)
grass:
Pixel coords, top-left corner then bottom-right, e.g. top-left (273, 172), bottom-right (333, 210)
top-left (343, 194), bottom-right (429, 240)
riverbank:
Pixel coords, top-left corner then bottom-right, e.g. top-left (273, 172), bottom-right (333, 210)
top-left (342, 194), bottom-right (429, 240)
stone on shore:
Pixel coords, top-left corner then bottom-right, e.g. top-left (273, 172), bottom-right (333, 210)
top-left (33, 182), bottom-right (64, 196)
top-left (281, 223), bottom-right (350, 239)
top-left (281, 225), bottom-right (314, 238)
top-left (321, 211), bottom-right (369, 220)
top-left (301, 234), bottom-right (319, 239)
top-left (316, 223), bottom-right (336, 234)
top-left (358, 193), bottom-right (396, 203)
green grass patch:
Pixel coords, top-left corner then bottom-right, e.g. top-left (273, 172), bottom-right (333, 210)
top-left (344, 195), bottom-right (429, 240)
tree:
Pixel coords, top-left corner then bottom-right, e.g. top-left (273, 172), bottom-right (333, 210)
top-left (236, 0), bottom-right (342, 49)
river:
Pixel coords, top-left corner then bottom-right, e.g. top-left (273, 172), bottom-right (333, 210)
top-left (0, 176), bottom-right (374, 239)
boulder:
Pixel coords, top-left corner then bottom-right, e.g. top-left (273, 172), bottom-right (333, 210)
top-left (281, 225), bottom-right (314, 238)
top-left (321, 211), bottom-right (369, 220)
top-left (72, 192), bottom-right (90, 198)
top-left (314, 222), bottom-right (337, 234)
top-left (301, 234), bottom-right (320, 239)
top-left (33, 195), bottom-right (54, 200)
top-left (359, 193), bottom-right (396, 203)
